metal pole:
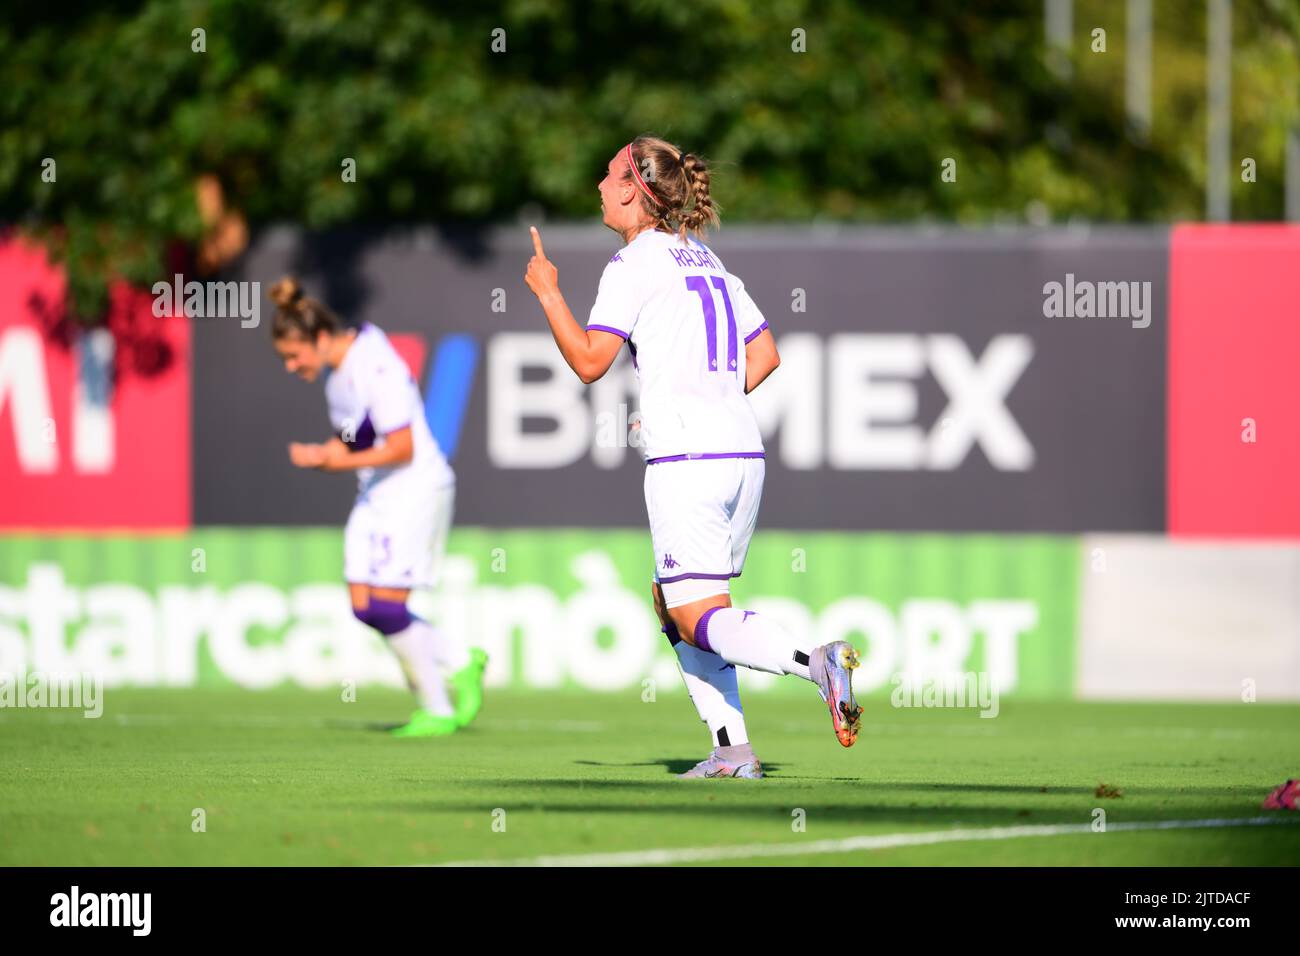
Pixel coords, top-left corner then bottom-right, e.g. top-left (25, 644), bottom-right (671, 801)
top-left (1286, 127), bottom-right (1300, 221)
top-left (1045, 0), bottom-right (1073, 80)
top-left (1126, 0), bottom-right (1152, 141)
top-left (1206, 0), bottom-right (1232, 221)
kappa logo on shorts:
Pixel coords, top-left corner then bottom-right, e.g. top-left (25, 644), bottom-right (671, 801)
top-left (662, 554), bottom-right (679, 569)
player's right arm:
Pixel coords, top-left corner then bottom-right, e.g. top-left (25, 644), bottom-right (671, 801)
top-left (524, 226), bottom-right (624, 384)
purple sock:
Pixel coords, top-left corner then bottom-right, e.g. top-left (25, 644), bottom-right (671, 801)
top-left (364, 598), bottom-right (413, 636)
top-left (694, 607), bottom-right (723, 653)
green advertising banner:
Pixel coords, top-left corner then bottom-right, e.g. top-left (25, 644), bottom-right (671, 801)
top-left (0, 530), bottom-right (1081, 698)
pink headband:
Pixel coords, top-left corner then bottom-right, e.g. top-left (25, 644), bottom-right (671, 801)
top-left (624, 142), bottom-right (664, 207)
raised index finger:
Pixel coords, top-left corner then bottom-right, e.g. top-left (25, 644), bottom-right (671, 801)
top-left (530, 225), bottom-right (546, 259)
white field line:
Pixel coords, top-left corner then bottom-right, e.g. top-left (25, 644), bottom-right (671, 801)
top-left (425, 816), bottom-right (1299, 867)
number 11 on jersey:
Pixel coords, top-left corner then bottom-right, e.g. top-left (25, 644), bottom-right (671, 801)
top-left (685, 275), bottom-right (739, 374)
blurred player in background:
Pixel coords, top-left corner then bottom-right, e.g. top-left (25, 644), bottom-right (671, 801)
top-left (524, 135), bottom-right (862, 778)
top-left (268, 277), bottom-right (487, 737)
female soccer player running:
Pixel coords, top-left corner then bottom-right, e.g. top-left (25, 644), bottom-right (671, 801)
top-left (524, 136), bottom-right (861, 778)
top-left (268, 277), bottom-right (487, 738)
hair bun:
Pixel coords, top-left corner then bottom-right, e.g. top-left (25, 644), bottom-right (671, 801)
top-left (269, 276), bottom-right (304, 308)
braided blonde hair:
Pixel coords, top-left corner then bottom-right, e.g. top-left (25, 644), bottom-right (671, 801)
top-left (623, 135), bottom-right (721, 243)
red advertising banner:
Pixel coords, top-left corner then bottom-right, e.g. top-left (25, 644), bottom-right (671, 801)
top-left (0, 238), bottom-right (191, 529)
top-left (1168, 224), bottom-right (1300, 537)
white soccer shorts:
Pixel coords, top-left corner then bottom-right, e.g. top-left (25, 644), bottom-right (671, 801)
top-left (344, 481), bottom-right (455, 590)
top-left (643, 456), bottom-right (765, 608)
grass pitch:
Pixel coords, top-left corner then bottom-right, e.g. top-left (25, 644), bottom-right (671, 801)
top-left (2, 687), bottom-right (1297, 866)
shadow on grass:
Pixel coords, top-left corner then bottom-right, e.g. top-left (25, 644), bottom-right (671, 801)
top-left (373, 799), bottom-right (1267, 829)
top-left (573, 758), bottom-right (786, 776)
top-left (373, 772), bottom-right (1284, 828)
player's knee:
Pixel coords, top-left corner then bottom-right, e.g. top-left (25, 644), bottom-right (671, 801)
top-left (666, 605), bottom-right (700, 644)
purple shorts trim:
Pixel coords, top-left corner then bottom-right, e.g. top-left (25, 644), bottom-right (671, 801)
top-left (656, 571), bottom-right (740, 584)
top-left (587, 324), bottom-right (629, 340)
top-left (744, 321), bottom-right (770, 345)
top-left (695, 606), bottom-right (723, 653)
top-left (646, 451), bottom-right (765, 465)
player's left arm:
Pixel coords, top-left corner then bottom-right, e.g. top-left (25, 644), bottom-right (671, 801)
top-left (319, 426), bottom-right (413, 472)
top-left (289, 437), bottom-right (348, 469)
top-left (311, 352), bottom-right (420, 472)
top-left (290, 380), bottom-right (417, 472)
top-left (744, 328), bottom-right (780, 394)
top-left (524, 226), bottom-right (624, 384)
top-left (730, 275), bottom-right (778, 394)
top-left (289, 431), bottom-right (414, 471)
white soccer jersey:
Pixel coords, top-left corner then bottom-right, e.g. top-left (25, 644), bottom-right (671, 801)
top-left (586, 229), bottom-right (769, 463)
top-left (323, 322), bottom-right (454, 502)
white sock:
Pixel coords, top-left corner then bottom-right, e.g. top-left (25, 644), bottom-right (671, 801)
top-left (416, 614), bottom-right (470, 673)
top-left (696, 608), bottom-right (813, 682)
top-left (671, 632), bottom-right (749, 747)
top-left (388, 620), bottom-right (454, 716)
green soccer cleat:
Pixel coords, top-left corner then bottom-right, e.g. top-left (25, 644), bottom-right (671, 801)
top-left (390, 709), bottom-right (460, 738)
top-left (451, 648), bottom-right (489, 727)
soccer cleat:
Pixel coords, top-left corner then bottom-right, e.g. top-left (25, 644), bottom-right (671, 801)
top-left (451, 647), bottom-right (489, 727)
top-left (390, 709), bottom-right (460, 738)
top-left (1262, 779), bottom-right (1299, 810)
top-left (809, 641), bottom-right (863, 747)
top-left (678, 749), bottom-right (764, 779)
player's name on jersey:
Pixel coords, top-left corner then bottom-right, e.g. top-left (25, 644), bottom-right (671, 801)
top-left (666, 246), bottom-right (721, 270)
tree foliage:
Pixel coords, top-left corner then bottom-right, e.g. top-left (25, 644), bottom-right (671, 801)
top-left (2, 0), bottom-right (1297, 323)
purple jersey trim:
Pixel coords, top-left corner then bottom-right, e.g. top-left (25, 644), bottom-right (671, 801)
top-left (340, 414), bottom-right (377, 451)
top-left (744, 321), bottom-right (770, 345)
top-left (656, 570), bottom-right (741, 584)
top-left (646, 451), bottom-right (766, 465)
top-left (587, 324), bottom-right (630, 340)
